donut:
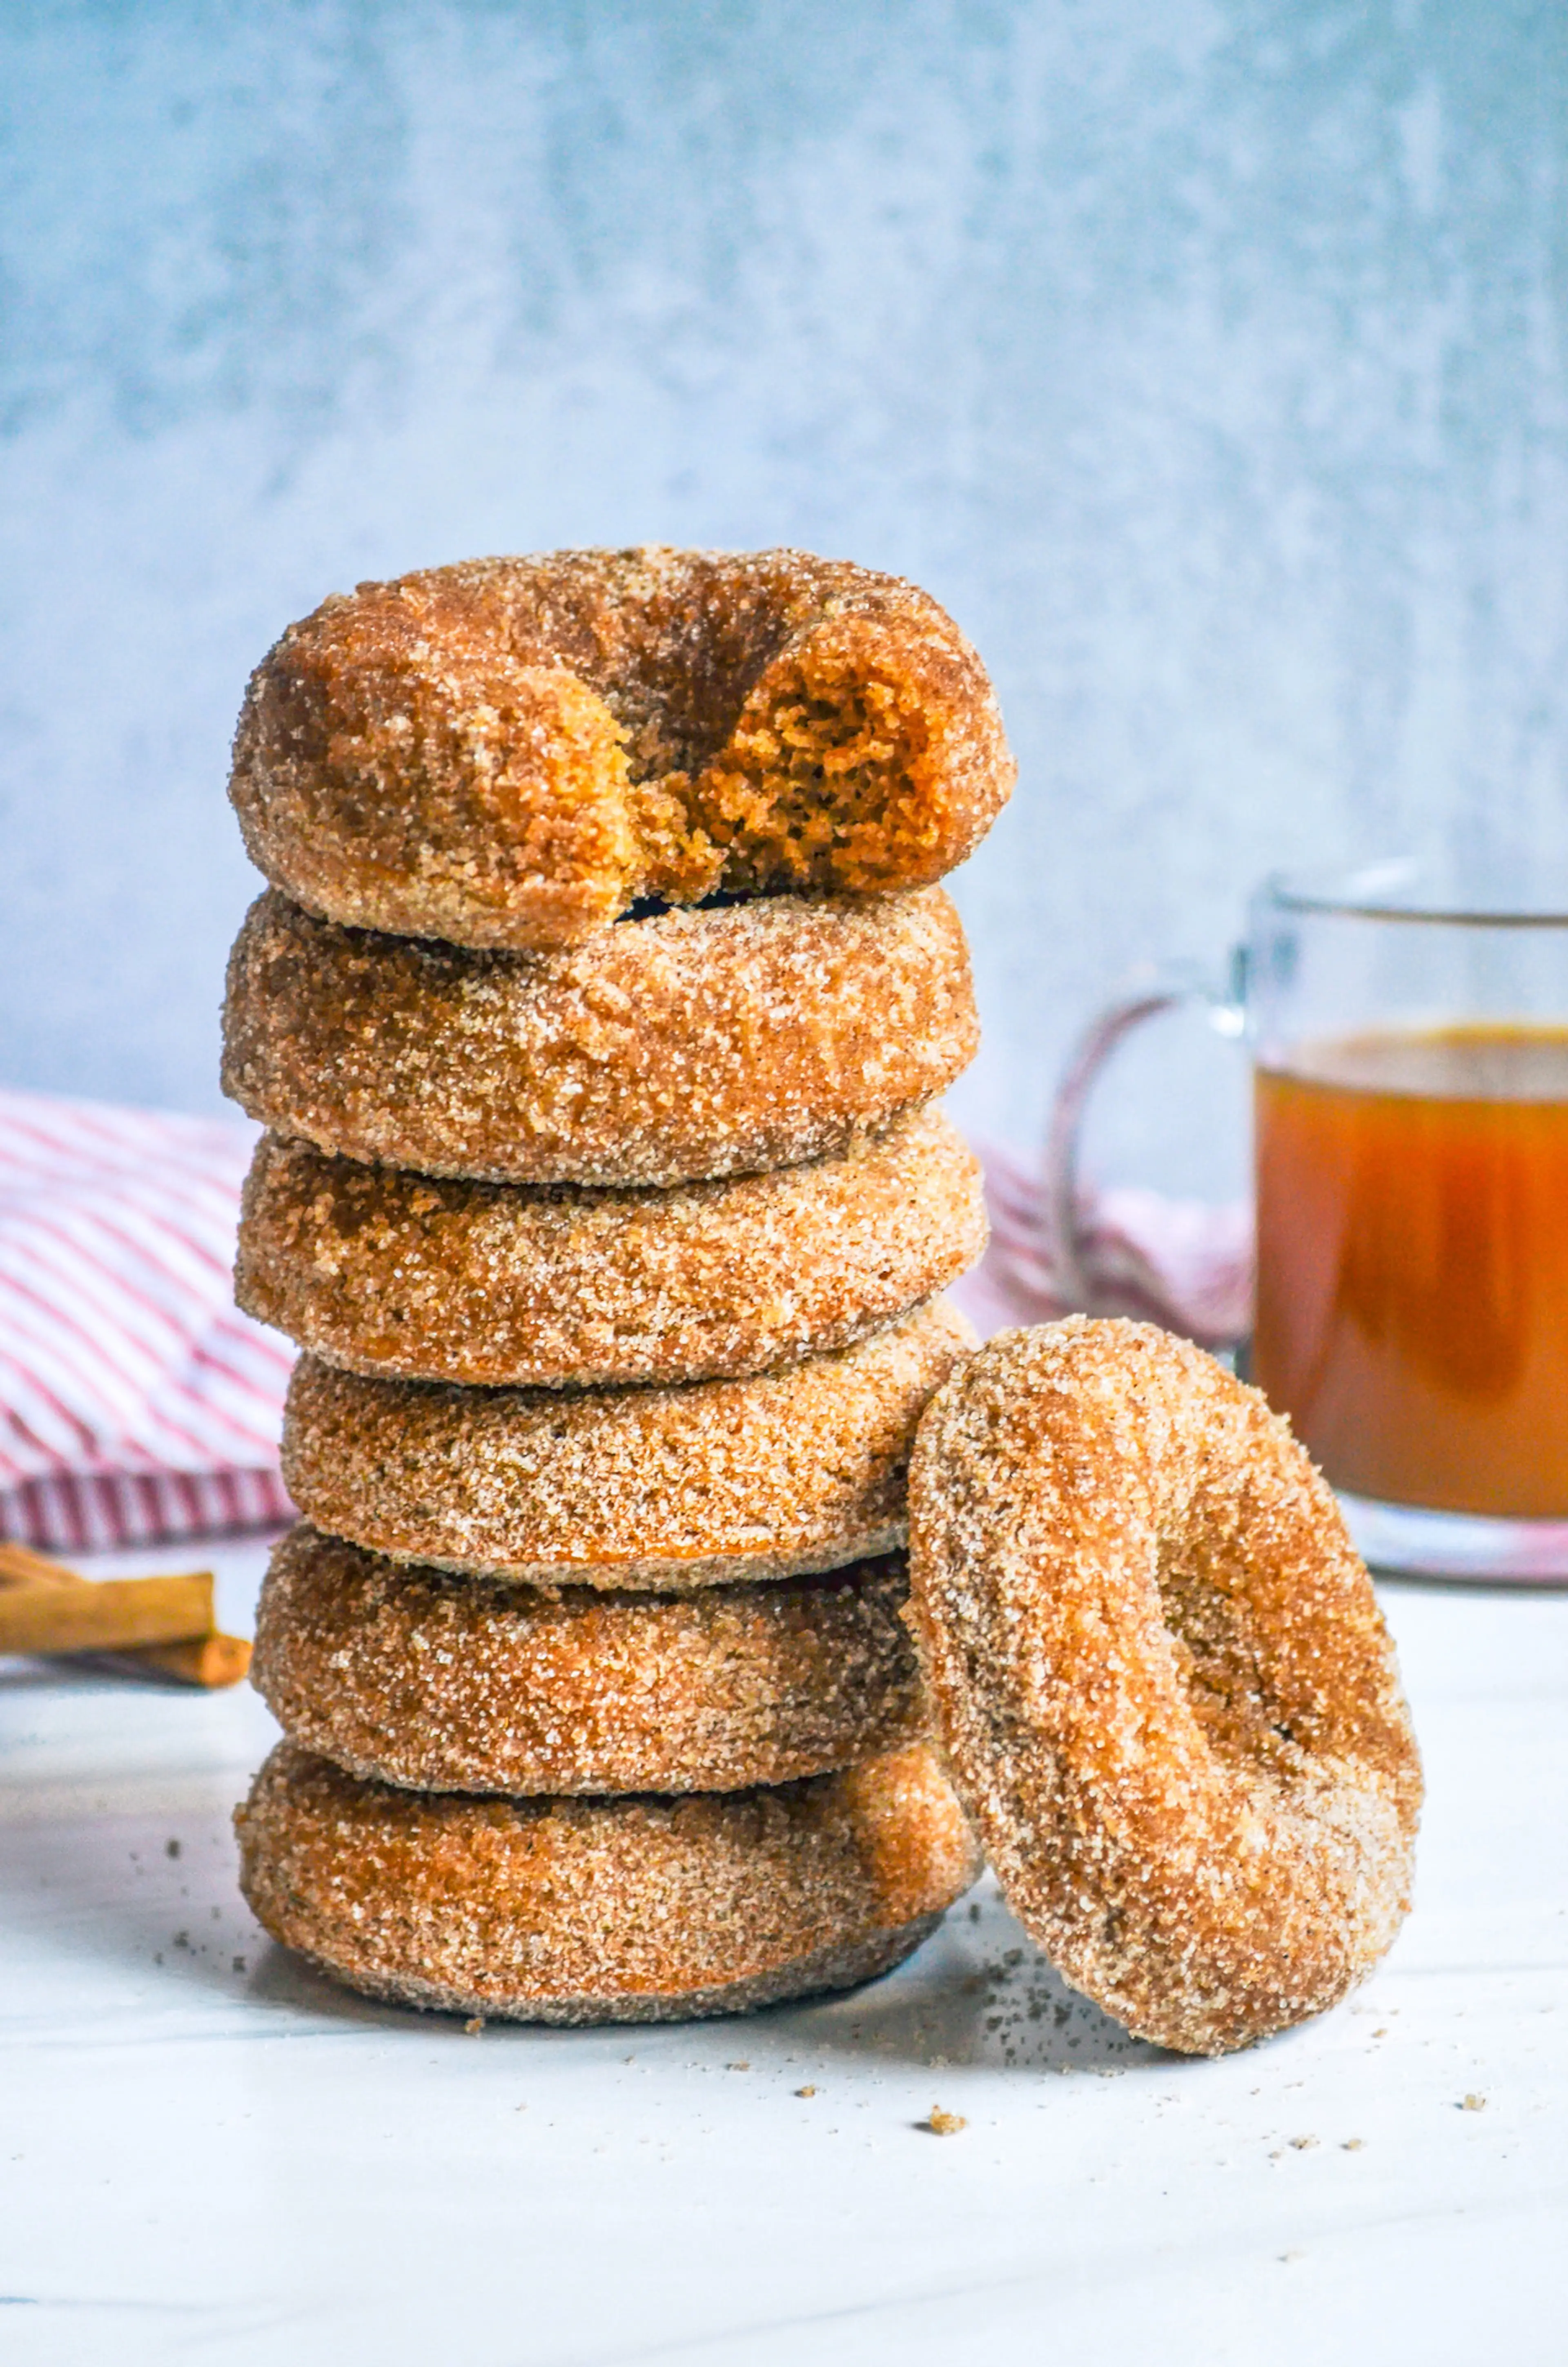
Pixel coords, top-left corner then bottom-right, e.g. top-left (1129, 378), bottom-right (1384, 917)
top-left (251, 1526), bottom-right (927, 1795)
top-left (282, 1298), bottom-right (975, 1587)
top-left (229, 546), bottom-right (1014, 953)
top-left (235, 1740), bottom-right (982, 2024)
top-left (222, 886), bottom-right (978, 1187)
top-left (906, 1318), bottom-right (1423, 2056)
top-left (236, 1106), bottom-right (984, 1389)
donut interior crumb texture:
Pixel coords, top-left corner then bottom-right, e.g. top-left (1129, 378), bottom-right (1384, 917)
top-left (908, 1317), bottom-right (1423, 2056)
top-left (230, 547), bottom-right (1015, 952)
top-left (221, 885), bottom-right (978, 1187)
top-left (281, 1297), bottom-right (976, 1587)
top-left (235, 1740), bottom-right (984, 2023)
top-left (252, 1525), bottom-right (929, 1795)
top-left (236, 1105), bottom-right (985, 1388)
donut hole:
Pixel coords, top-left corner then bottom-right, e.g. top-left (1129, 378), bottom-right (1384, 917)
top-left (1153, 1524), bottom-right (1313, 1779)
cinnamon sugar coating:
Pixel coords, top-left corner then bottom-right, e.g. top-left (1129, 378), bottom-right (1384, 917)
top-left (283, 1299), bottom-right (975, 1587)
top-left (235, 1740), bottom-right (982, 2024)
top-left (222, 887), bottom-right (978, 1187)
top-left (237, 1106), bottom-right (984, 1388)
top-left (252, 1525), bottom-right (927, 1794)
top-left (907, 1319), bottom-right (1423, 2056)
top-left (230, 546), bottom-right (1014, 953)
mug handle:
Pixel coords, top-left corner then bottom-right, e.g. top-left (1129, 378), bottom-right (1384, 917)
top-left (1041, 957), bottom-right (1247, 1325)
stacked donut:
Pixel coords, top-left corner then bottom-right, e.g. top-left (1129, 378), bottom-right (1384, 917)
top-left (223, 547), bottom-right (1010, 2023)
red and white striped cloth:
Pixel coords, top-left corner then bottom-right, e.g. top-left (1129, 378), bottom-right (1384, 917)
top-left (0, 1086), bottom-right (294, 1551)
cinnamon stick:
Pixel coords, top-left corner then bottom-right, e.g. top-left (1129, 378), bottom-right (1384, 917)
top-left (0, 1568), bottom-right (214, 1654)
top-left (0, 1539), bottom-right (83, 1589)
top-left (0, 1540), bottom-right (251, 1685)
top-left (96, 1631), bottom-right (252, 1687)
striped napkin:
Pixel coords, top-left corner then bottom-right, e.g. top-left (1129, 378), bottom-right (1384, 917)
top-left (0, 1087), bottom-right (293, 1551)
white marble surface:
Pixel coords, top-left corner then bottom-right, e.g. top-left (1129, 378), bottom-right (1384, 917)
top-left (2, 1540), bottom-right (1565, 2366)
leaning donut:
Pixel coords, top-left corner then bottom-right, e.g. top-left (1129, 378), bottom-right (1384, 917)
top-left (283, 1298), bottom-right (975, 1587)
top-left (907, 1318), bottom-right (1422, 2055)
top-left (236, 1106), bottom-right (984, 1388)
top-left (222, 887), bottom-right (977, 1188)
top-left (252, 1526), bottom-right (927, 1795)
top-left (230, 546), bottom-right (1014, 952)
top-left (236, 1740), bottom-right (982, 2024)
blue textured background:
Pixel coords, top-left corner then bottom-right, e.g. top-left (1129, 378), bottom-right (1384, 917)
top-left (2, 1), bottom-right (1565, 1168)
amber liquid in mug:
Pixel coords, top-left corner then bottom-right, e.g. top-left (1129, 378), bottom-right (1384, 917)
top-left (1253, 1025), bottom-right (1568, 1518)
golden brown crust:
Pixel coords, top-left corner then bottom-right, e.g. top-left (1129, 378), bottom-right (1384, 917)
top-left (907, 1318), bottom-right (1423, 2056)
top-left (235, 1739), bottom-right (982, 2024)
top-left (222, 887), bottom-right (978, 1187)
top-left (282, 1298), bottom-right (975, 1587)
top-left (252, 1525), bottom-right (928, 1794)
top-left (237, 1107), bottom-right (984, 1388)
top-left (230, 547), bottom-right (1014, 952)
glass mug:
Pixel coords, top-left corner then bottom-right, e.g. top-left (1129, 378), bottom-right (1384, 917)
top-left (1048, 860), bottom-right (1568, 1582)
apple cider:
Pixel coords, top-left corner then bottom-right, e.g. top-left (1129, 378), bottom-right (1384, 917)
top-left (1253, 1026), bottom-right (1568, 1518)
